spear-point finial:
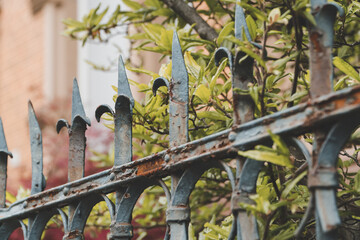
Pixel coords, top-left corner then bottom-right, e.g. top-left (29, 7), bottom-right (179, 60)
top-left (96, 55), bottom-right (134, 167)
top-left (28, 101), bottom-right (46, 195)
top-left (117, 56), bottom-right (134, 108)
top-left (56, 78), bottom-right (90, 182)
top-left (0, 118), bottom-right (12, 208)
top-left (235, 0), bottom-right (251, 42)
top-left (71, 78), bottom-right (91, 127)
top-left (0, 119), bottom-right (12, 158)
top-left (171, 31), bottom-right (188, 105)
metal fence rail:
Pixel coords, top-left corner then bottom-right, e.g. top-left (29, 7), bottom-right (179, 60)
top-left (0, 1), bottom-right (356, 239)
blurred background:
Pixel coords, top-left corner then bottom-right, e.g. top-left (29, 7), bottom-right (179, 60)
top-left (0, 0), bottom-right (159, 193)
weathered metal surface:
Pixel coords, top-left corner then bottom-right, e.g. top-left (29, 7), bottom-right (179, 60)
top-left (28, 101), bottom-right (46, 195)
top-left (96, 56), bottom-right (134, 167)
top-left (168, 32), bottom-right (189, 148)
top-left (152, 32), bottom-right (190, 239)
top-left (309, 1), bottom-right (343, 98)
top-left (301, 1), bottom-right (346, 239)
top-left (0, 118), bottom-right (12, 208)
top-left (57, 78), bottom-right (91, 182)
top-left (215, 1), bottom-right (256, 125)
top-left (0, 2), bottom-right (355, 239)
top-left (215, 4), bottom-right (262, 238)
top-left (0, 84), bottom-right (359, 223)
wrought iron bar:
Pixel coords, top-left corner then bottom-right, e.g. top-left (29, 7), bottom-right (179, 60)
top-left (28, 101), bottom-right (46, 195)
top-left (0, 2), bottom-right (356, 239)
top-left (302, 1), bottom-right (345, 239)
top-left (0, 85), bottom-right (359, 222)
top-left (57, 78), bottom-right (91, 182)
top-left (0, 118), bottom-right (12, 208)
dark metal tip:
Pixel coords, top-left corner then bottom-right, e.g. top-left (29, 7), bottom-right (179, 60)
top-left (115, 95), bottom-right (132, 110)
top-left (322, 2), bottom-right (345, 17)
top-left (215, 47), bottom-right (233, 70)
top-left (152, 77), bottom-right (170, 96)
top-left (56, 119), bottom-right (70, 134)
top-left (118, 56), bottom-right (134, 107)
top-left (0, 118), bottom-right (12, 158)
top-left (95, 104), bottom-right (114, 122)
top-left (71, 78), bottom-right (91, 126)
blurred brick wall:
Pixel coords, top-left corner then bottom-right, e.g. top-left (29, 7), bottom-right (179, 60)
top-left (0, 0), bottom-right (45, 191)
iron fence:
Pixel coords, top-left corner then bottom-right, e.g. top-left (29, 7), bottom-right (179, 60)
top-left (0, 1), bottom-right (357, 239)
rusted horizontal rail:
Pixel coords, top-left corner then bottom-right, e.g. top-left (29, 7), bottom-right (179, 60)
top-left (1, 84), bottom-right (360, 221)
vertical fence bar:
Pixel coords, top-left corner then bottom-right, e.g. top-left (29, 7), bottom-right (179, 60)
top-left (0, 2), bottom-right (356, 239)
top-left (28, 101), bottom-right (47, 239)
top-left (96, 56), bottom-right (134, 167)
top-left (0, 118), bottom-right (12, 208)
top-left (28, 101), bottom-right (46, 195)
top-left (215, 1), bottom-right (261, 239)
top-left (68, 78), bottom-right (91, 181)
top-left (96, 56), bottom-right (135, 240)
top-left (57, 78), bottom-right (91, 240)
top-left (57, 78), bottom-right (91, 182)
top-left (308, 1), bottom-right (344, 239)
top-left (153, 31), bottom-right (190, 239)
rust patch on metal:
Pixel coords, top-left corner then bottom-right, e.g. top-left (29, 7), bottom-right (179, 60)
top-left (136, 157), bottom-right (164, 176)
top-left (310, 31), bottom-right (322, 52)
top-left (66, 230), bottom-right (83, 238)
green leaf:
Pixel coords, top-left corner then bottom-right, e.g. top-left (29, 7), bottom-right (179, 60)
top-left (123, 0), bottom-right (142, 10)
top-left (238, 46), bottom-right (265, 68)
top-left (197, 111), bottom-right (228, 121)
top-left (238, 2), bottom-right (267, 21)
top-left (218, 22), bottom-right (234, 46)
top-left (62, 18), bottom-right (86, 28)
top-left (281, 170), bottom-right (307, 198)
top-left (289, 90), bottom-right (308, 102)
top-left (238, 149), bottom-right (293, 168)
top-left (159, 29), bottom-right (173, 50)
top-left (210, 58), bottom-right (227, 92)
top-left (272, 51), bottom-right (299, 70)
top-left (301, 10), bottom-right (316, 26)
top-left (268, 8), bottom-right (281, 25)
top-left (355, 171), bottom-right (360, 192)
top-left (268, 131), bottom-right (289, 155)
top-left (126, 66), bottom-right (160, 79)
top-left (203, 222), bottom-right (229, 238)
top-left (333, 57), bottom-right (360, 82)
top-left (246, 16), bottom-right (257, 40)
top-left (195, 84), bottom-right (211, 103)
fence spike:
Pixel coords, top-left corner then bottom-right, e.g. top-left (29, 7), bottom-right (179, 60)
top-left (71, 78), bottom-right (91, 126)
top-left (309, 1), bottom-right (343, 97)
top-left (117, 56), bottom-right (134, 108)
top-left (28, 101), bottom-right (46, 195)
top-left (0, 118), bottom-right (12, 208)
top-left (303, 1), bottom-right (344, 239)
top-left (96, 56), bottom-right (133, 167)
top-left (234, 0), bottom-right (251, 42)
top-left (215, 1), bottom-right (255, 125)
top-left (0, 119), bottom-right (12, 158)
top-left (57, 78), bottom-right (90, 182)
top-left (169, 31), bottom-right (188, 147)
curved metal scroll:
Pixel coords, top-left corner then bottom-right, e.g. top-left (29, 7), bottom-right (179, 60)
top-left (167, 160), bottom-right (235, 240)
top-left (108, 178), bottom-right (155, 240)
